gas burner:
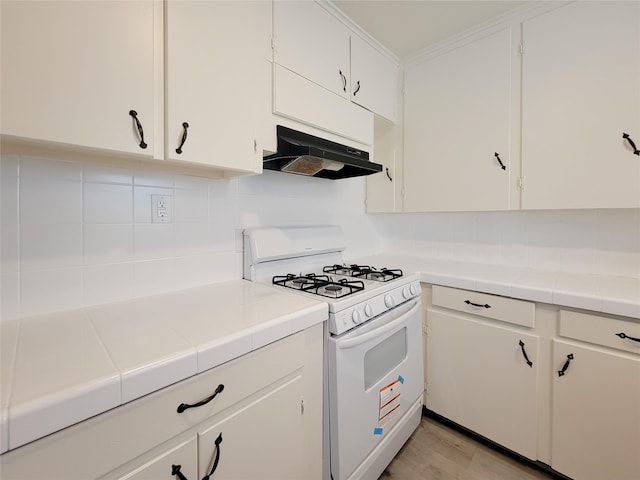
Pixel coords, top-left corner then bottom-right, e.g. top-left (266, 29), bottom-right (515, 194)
top-left (313, 279), bottom-right (365, 299)
top-left (272, 273), bottom-right (331, 291)
top-left (358, 267), bottom-right (403, 282)
top-left (323, 264), bottom-right (353, 276)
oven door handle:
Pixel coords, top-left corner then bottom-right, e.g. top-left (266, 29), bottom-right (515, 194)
top-left (336, 300), bottom-right (420, 349)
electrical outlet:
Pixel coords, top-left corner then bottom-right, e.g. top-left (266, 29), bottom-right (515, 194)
top-left (151, 195), bottom-right (172, 223)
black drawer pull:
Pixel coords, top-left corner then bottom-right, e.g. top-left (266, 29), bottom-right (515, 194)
top-left (353, 80), bottom-right (361, 96)
top-left (622, 133), bottom-right (640, 155)
top-left (172, 464), bottom-right (189, 480)
top-left (202, 433), bottom-right (223, 480)
top-left (615, 332), bottom-right (640, 343)
top-left (177, 384), bottom-right (224, 413)
top-left (129, 110), bottom-right (148, 149)
top-left (519, 340), bottom-right (533, 367)
top-left (465, 300), bottom-right (491, 309)
top-left (558, 353), bottom-right (574, 377)
top-left (175, 122), bottom-right (189, 154)
top-left (494, 152), bottom-right (506, 170)
top-left (339, 69), bottom-right (347, 93)
top-left (385, 168), bottom-right (393, 182)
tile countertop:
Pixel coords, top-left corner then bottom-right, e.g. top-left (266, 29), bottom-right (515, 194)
top-left (350, 255), bottom-right (640, 319)
top-left (0, 280), bottom-right (328, 453)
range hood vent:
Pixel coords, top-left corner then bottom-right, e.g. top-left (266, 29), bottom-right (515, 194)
top-left (263, 126), bottom-right (382, 179)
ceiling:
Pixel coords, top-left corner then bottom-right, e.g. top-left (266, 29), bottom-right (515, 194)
top-left (331, 0), bottom-right (526, 58)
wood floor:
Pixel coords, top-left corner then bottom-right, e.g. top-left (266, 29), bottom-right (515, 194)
top-left (379, 413), bottom-right (558, 480)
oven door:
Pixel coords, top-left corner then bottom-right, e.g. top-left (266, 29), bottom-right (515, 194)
top-left (328, 298), bottom-right (423, 480)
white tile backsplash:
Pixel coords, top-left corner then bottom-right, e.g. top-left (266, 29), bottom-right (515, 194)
top-left (371, 208), bottom-right (640, 279)
top-left (83, 224), bottom-right (134, 266)
top-left (83, 183), bottom-right (133, 224)
top-left (2, 152), bottom-right (638, 319)
top-left (20, 223), bottom-right (83, 271)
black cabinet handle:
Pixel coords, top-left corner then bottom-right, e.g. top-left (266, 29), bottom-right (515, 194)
top-left (385, 167), bottom-right (393, 182)
top-left (519, 340), bottom-right (533, 367)
top-left (558, 353), bottom-right (574, 377)
top-left (177, 384), bottom-right (224, 413)
top-left (494, 152), bottom-right (506, 170)
top-left (465, 300), bottom-right (491, 309)
top-left (176, 122), bottom-right (189, 154)
top-left (172, 464), bottom-right (189, 480)
top-left (339, 70), bottom-right (347, 93)
top-left (354, 80), bottom-right (361, 96)
top-left (202, 433), bottom-right (222, 480)
top-left (615, 332), bottom-right (640, 343)
top-left (129, 110), bottom-right (147, 149)
top-left (622, 133), bottom-right (640, 155)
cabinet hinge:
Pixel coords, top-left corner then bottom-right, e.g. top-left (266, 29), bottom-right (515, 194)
top-left (424, 381), bottom-right (428, 393)
top-left (519, 42), bottom-right (525, 55)
top-left (518, 176), bottom-right (525, 190)
top-left (271, 37), bottom-right (276, 51)
top-left (301, 399), bottom-right (304, 415)
top-left (254, 139), bottom-right (257, 153)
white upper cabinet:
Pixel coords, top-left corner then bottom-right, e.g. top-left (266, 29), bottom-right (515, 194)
top-left (403, 28), bottom-right (516, 212)
top-left (273, 0), bottom-right (350, 99)
top-left (350, 35), bottom-right (398, 123)
top-left (272, 0), bottom-right (398, 130)
top-left (521, 1), bottom-right (640, 209)
top-left (165, 1), bottom-right (268, 174)
top-left (1, 1), bottom-right (158, 157)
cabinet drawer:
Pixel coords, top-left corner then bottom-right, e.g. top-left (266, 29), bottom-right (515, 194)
top-left (559, 310), bottom-right (640, 354)
top-left (432, 285), bottom-right (535, 328)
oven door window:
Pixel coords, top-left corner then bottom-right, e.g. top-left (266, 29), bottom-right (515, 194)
top-left (363, 327), bottom-right (407, 390)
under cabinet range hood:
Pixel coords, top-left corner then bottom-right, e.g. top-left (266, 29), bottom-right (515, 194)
top-left (263, 126), bottom-right (382, 179)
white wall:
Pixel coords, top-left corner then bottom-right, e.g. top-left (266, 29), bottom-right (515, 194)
top-left (370, 209), bottom-right (640, 278)
top-left (2, 153), bottom-right (638, 320)
top-left (1, 154), bottom-right (380, 319)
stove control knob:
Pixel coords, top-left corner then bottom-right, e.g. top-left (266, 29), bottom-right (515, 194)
top-left (402, 287), bottom-right (411, 299)
top-left (410, 283), bottom-right (420, 296)
top-left (352, 310), bottom-right (362, 324)
top-left (364, 304), bottom-right (374, 317)
top-left (384, 295), bottom-right (395, 308)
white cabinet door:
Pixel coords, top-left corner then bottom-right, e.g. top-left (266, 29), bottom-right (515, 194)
top-left (404, 28), bottom-right (515, 212)
top-left (198, 376), bottom-right (311, 480)
top-left (1, 1), bottom-right (157, 157)
top-left (366, 121), bottom-right (400, 212)
top-left (273, 0), bottom-right (350, 99)
top-left (118, 437), bottom-right (197, 480)
top-left (165, 1), bottom-right (267, 174)
top-left (350, 35), bottom-right (398, 123)
top-left (521, 1), bottom-right (640, 209)
top-left (552, 341), bottom-right (640, 480)
top-left (426, 309), bottom-right (539, 459)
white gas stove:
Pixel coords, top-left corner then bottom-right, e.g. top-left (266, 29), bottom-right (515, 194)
top-left (244, 226), bottom-right (424, 480)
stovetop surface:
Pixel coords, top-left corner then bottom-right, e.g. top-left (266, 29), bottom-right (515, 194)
top-left (270, 264), bottom-right (412, 308)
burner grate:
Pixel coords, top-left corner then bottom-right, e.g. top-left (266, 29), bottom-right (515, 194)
top-left (323, 264), bottom-right (403, 282)
top-left (272, 274), bottom-right (364, 298)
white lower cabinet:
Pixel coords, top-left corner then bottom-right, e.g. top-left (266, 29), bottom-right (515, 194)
top-left (425, 284), bottom-right (640, 479)
top-left (426, 294), bottom-right (539, 459)
top-left (198, 375), bottom-right (305, 479)
top-left (551, 312), bottom-right (640, 480)
top-left (0, 325), bottom-right (323, 480)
